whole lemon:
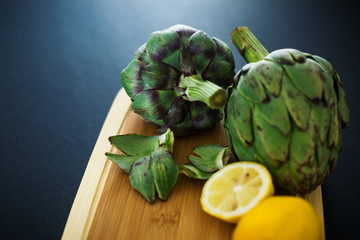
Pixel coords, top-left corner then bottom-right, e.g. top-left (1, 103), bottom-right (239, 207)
top-left (232, 196), bottom-right (324, 240)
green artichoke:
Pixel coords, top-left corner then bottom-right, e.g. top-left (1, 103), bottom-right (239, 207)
top-left (121, 24), bottom-right (235, 136)
top-left (224, 27), bottom-right (349, 194)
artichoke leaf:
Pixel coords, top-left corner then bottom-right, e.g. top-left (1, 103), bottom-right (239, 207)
top-left (133, 43), bottom-right (152, 65)
top-left (161, 49), bottom-right (182, 72)
top-left (180, 164), bottom-right (214, 180)
top-left (252, 107), bottom-right (289, 165)
top-left (281, 73), bottom-right (311, 131)
top-left (283, 58), bottom-right (325, 100)
top-left (140, 61), bottom-right (180, 90)
top-left (337, 86), bottom-right (350, 128)
top-left (232, 68), bottom-right (242, 86)
top-left (120, 59), bottom-right (144, 100)
top-left (109, 134), bottom-right (160, 157)
top-left (164, 97), bottom-right (189, 127)
top-left (315, 139), bottom-right (331, 174)
top-left (237, 64), bottom-right (267, 103)
top-left (286, 122), bottom-right (318, 193)
top-left (203, 38), bottom-right (235, 88)
top-left (188, 145), bottom-right (231, 172)
top-left (310, 103), bottom-right (330, 145)
top-left (105, 152), bottom-right (138, 173)
top-left (225, 125), bottom-right (257, 162)
top-left (168, 24), bottom-right (197, 48)
top-left (167, 112), bottom-right (194, 136)
top-left (311, 55), bottom-right (334, 76)
top-left (203, 60), bottom-right (234, 88)
top-left (255, 94), bottom-right (291, 136)
top-left (265, 49), bottom-right (295, 65)
top-left (298, 165), bottom-right (317, 190)
top-left (132, 89), bottom-right (178, 126)
top-left (188, 31), bottom-right (217, 74)
top-left (146, 29), bottom-right (181, 62)
top-left (150, 146), bottom-right (179, 200)
top-left (108, 128), bottom-right (174, 158)
top-left (189, 101), bottom-right (220, 129)
top-left (250, 60), bottom-right (283, 97)
top-left (287, 160), bottom-right (305, 193)
top-left (289, 123), bottom-right (316, 168)
top-left (179, 46), bottom-right (194, 74)
top-left (129, 156), bottom-right (156, 203)
top-left (310, 55), bottom-right (337, 102)
top-left (327, 92), bottom-right (341, 148)
top-left (333, 130), bottom-right (342, 161)
top-left (211, 37), bottom-right (235, 68)
top-left (288, 49), bottom-right (307, 63)
top-left (226, 87), bottom-right (253, 143)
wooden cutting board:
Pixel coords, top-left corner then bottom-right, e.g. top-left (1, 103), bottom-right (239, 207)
top-left (62, 88), bottom-right (325, 240)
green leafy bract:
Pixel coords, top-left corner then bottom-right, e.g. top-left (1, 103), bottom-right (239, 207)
top-left (106, 129), bottom-right (178, 203)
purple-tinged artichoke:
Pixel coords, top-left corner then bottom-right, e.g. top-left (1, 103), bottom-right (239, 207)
top-left (121, 25), bottom-right (235, 136)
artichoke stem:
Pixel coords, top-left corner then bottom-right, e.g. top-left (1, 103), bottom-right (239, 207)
top-left (231, 27), bottom-right (269, 63)
top-left (179, 74), bottom-right (228, 109)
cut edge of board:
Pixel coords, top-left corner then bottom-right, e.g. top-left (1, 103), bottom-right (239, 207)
top-left (62, 88), bottom-right (132, 240)
top-left (61, 88), bottom-right (325, 239)
top-left (304, 186), bottom-right (325, 238)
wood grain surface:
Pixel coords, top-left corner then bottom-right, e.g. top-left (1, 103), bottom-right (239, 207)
top-left (87, 110), bottom-right (235, 240)
top-left (62, 89), bottom-right (324, 240)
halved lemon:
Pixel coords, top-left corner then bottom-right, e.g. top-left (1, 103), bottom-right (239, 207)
top-left (200, 161), bottom-right (274, 223)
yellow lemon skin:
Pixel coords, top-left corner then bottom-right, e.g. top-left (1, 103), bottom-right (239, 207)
top-left (232, 196), bottom-right (324, 240)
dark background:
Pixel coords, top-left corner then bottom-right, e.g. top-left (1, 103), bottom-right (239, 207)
top-left (1, 0), bottom-right (359, 239)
